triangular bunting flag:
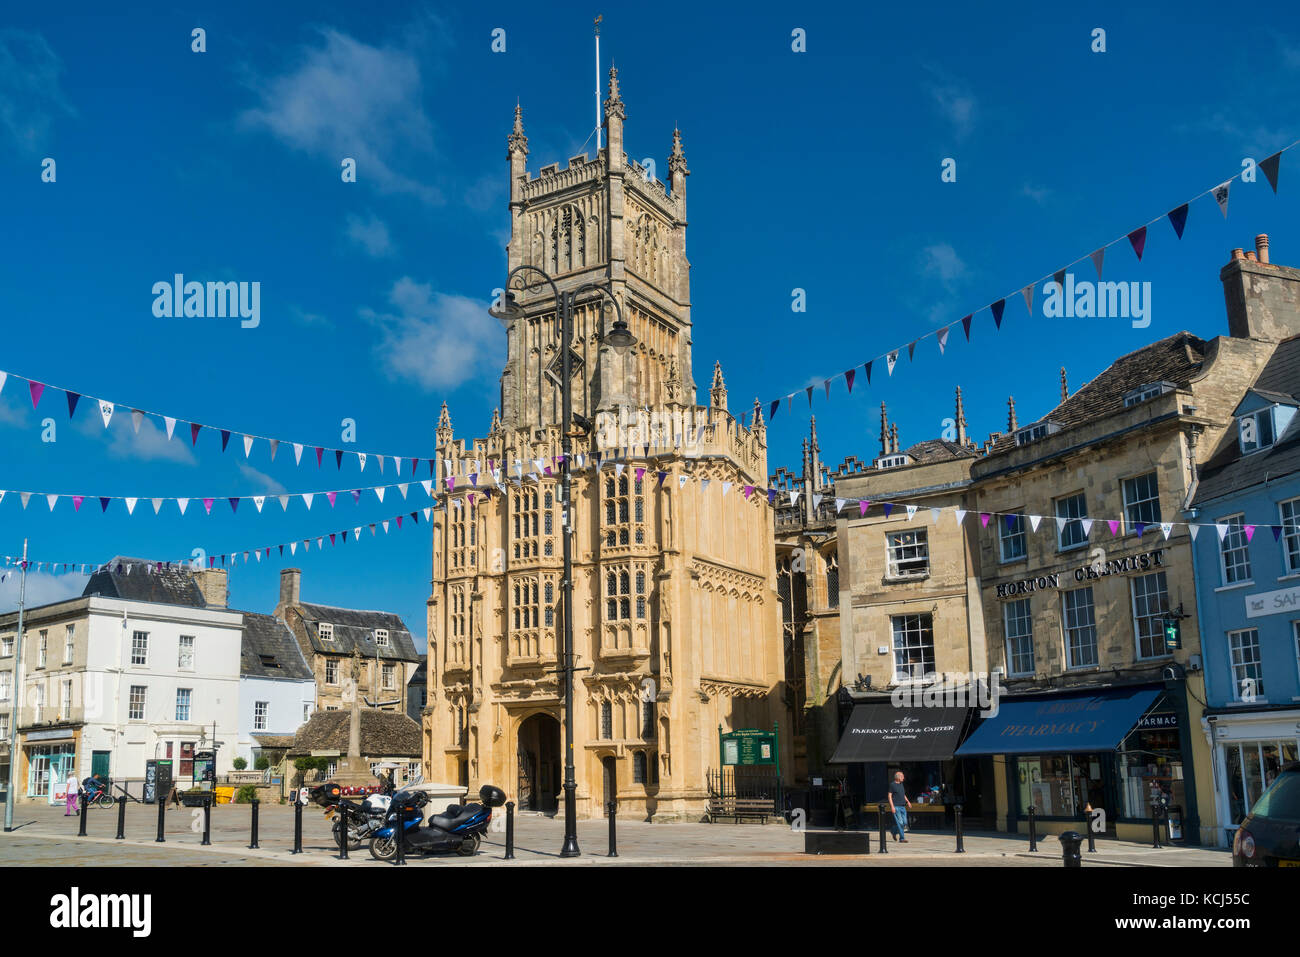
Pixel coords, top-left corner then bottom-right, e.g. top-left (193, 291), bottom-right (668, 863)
top-left (375, 487), bottom-right (385, 503)
top-left (1028, 515), bottom-right (1042, 532)
top-left (845, 368), bottom-right (856, 393)
top-left (177, 498), bottom-right (189, 515)
top-left (1260, 151), bottom-right (1282, 193)
top-left (46, 494), bottom-right (58, 511)
top-left (859, 501), bottom-right (870, 517)
top-left (293, 443), bottom-right (303, 465)
top-left (954, 509), bottom-right (966, 526)
top-left (1214, 181), bottom-right (1231, 218)
top-left (1052, 269), bottom-right (1066, 291)
top-left (865, 360), bottom-right (873, 384)
top-left (1215, 522), bottom-right (1228, 541)
top-left (1021, 284), bottom-right (1034, 315)
top-left (315, 447), bottom-right (324, 467)
top-left (253, 496), bottom-right (265, 512)
top-left (335, 449), bottom-right (344, 469)
top-left (1090, 247), bottom-right (1105, 278)
top-left (1161, 522), bottom-right (1173, 540)
top-left (303, 493), bottom-right (314, 510)
top-left (191, 423), bottom-right (202, 446)
top-left (886, 350), bottom-right (898, 376)
top-left (961, 315), bottom-right (972, 341)
top-left (991, 299), bottom-right (1005, 329)
top-left (1080, 519), bottom-right (1094, 536)
top-left (1273, 524), bottom-right (1285, 542)
top-left (1168, 203), bottom-right (1189, 239)
top-left (202, 498), bottom-right (213, 515)
top-left (220, 429), bottom-right (231, 452)
top-left (278, 495), bottom-right (290, 511)
top-left (326, 491), bottom-right (337, 508)
top-left (1189, 524), bottom-right (1200, 541)
top-left (29, 381), bottom-right (44, 408)
top-left (125, 497), bottom-right (137, 515)
top-left (100, 497), bottom-right (111, 512)
top-left (1128, 226), bottom-right (1147, 261)
top-left (151, 498), bottom-right (163, 514)
top-left (905, 505), bottom-right (917, 521)
top-left (930, 507), bottom-right (941, 524)
top-left (67, 392), bottom-right (80, 418)
top-left (99, 402), bottom-right (115, 428)
top-left (243, 434), bottom-right (254, 457)
top-left (937, 326), bottom-right (949, 354)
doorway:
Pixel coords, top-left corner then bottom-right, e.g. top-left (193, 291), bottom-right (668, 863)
top-left (602, 756), bottom-right (617, 815)
top-left (516, 713), bottom-right (560, 813)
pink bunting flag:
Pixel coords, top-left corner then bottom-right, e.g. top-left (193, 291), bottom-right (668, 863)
top-left (191, 423), bottom-right (202, 446)
top-left (327, 491), bottom-right (337, 508)
top-left (859, 500), bottom-right (870, 517)
top-left (1244, 524), bottom-right (1256, 542)
top-left (980, 513), bottom-right (990, 528)
top-left (315, 447), bottom-right (324, 467)
top-left (1108, 520), bottom-right (1120, 536)
top-left (73, 495), bottom-right (83, 511)
top-left (29, 381), bottom-right (45, 408)
top-left (203, 498), bottom-right (214, 515)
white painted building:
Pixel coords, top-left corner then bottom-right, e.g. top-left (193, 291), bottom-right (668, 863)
top-left (236, 612), bottom-right (316, 767)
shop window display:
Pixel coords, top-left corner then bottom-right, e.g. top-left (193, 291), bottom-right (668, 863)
top-left (1015, 753), bottom-right (1104, 818)
top-left (1118, 725), bottom-right (1185, 819)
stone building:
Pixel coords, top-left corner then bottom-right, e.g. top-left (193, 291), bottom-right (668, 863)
top-left (959, 234), bottom-right (1293, 846)
top-left (423, 70), bottom-right (785, 821)
top-left (274, 568), bottom-right (421, 717)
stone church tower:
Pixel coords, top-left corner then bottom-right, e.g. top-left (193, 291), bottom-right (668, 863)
top-left (423, 69), bottom-right (785, 821)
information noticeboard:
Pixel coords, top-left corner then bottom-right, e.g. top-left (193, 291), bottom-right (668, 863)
top-left (193, 751), bottom-right (216, 789)
top-left (720, 728), bottom-right (778, 767)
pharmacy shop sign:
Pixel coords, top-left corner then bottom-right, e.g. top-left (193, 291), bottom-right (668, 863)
top-left (1244, 582), bottom-right (1300, 619)
top-left (995, 549), bottom-right (1166, 599)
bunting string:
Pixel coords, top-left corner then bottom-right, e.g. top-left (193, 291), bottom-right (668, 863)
top-left (754, 140), bottom-right (1296, 423)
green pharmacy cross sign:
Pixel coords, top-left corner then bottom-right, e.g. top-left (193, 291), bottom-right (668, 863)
top-left (719, 725), bottom-right (780, 767)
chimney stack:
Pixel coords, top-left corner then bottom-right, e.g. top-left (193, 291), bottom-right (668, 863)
top-left (192, 569), bottom-right (228, 609)
top-left (1221, 235), bottom-right (1300, 342)
top-left (280, 568), bottom-right (302, 609)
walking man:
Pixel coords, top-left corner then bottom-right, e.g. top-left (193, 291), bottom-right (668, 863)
top-left (888, 771), bottom-right (911, 843)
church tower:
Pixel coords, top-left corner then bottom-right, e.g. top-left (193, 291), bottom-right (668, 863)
top-left (425, 71), bottom-right (784, 823)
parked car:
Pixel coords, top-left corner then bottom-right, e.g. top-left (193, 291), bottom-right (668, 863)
top-left (1233, 761), bottom-right (1300, 867)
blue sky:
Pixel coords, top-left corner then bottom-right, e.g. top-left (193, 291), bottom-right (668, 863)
top-left (2, 2), bottom-right (1299, 645)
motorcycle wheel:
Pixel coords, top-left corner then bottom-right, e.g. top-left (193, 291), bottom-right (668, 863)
top-left (369, 834), bottom-right (398, 862)
top-left (456, 832), bottom-right (480, 857)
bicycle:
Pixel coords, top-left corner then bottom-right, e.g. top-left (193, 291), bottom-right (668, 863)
top-left (83, 782), bottom-right (118, 808)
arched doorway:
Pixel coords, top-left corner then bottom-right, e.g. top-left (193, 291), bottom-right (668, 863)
top-left (516, 713), bottom-right (560, 813)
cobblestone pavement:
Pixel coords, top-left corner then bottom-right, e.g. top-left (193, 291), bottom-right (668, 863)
top-left (0, 803), bottom-right (1232, 867)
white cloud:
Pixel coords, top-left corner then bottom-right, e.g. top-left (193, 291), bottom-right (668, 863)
top-left (345, 212), bottom-right (395, 257)
top-left (74, 411), bottom-right (196, 465)
top-left (238, 28), bottom-right (442, 204)
top-left (920, 242), bottom-right (969, 289)
top-left (238, 464), bottom-right (287, 495)
top-left (1020, 183), bottom-right (1051, 205)
top-left (0, 569), bottom-right (88, 612)
top-left (0, 29), bottom-right (76, 152)
top-left (362, 278), bottom-right (503, 392)
top-left (289, 304), bottom-right (333, 328)
top-left (925, 67), bottom-right (977, 141)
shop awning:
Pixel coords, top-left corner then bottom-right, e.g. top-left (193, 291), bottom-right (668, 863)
top-left (828, 704), bottom-right (972, 764)
top-left (954, 686), bottom-right (1162, 756)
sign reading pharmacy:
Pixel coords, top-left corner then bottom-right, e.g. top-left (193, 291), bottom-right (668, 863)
top-left (995, 549), bottom-right (1166, 599)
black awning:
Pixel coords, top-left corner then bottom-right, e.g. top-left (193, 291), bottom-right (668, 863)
top-left (828, 704), bottom-right (972, 764)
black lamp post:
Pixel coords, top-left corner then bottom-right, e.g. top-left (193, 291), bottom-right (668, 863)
top-left (491, 266), bottom-right (634, 858)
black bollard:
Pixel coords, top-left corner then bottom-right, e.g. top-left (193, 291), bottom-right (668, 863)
top-left (1027, 805), bottom-right (1038, 852)
top-left (877, 802), bottom-right (889, 854)
top-left (1059, 830), bottom-right (1083, 867)
top-left (337, 804), bottom-right (349, 860)
top-left (249, 799), bottom-right (259, 849)
top-left (504, 801), bottom-right (515, 860)
top-left (1087, 809), bottom-right (1098, 853)
top-left (156, 794), bottom-right (166, 842)
top-left (607, 801), bottom-right (619, 858)
top-left (954, 803), bottom-right (965, 854)
top-left (116, 795), bottom-right (126, 840)
top-left (393, 802), bottom-right (405, 866)
top-left (292, 798), bottom-right (303, 854)
top-left (201, 797), bottom-right (211, 846)
top-left (77, 792), bottom-right (88, 836)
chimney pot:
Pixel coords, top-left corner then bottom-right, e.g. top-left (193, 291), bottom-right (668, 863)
top-left (1246, 251), bottom-right (1258, 262)
top-left (1256, 233), bottom-right (1270, 264)
top-left (1231, 248), bottom-right (1245, 261)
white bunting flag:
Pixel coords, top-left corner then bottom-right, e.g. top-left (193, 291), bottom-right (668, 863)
top-left (616, 463), bottom-right (625, 478)
top-left (423, 508), bottom-right (431, 520)
top-left (279, 495), bottom-right (290, 511)
top-left (1055, 516), bottom-right (1067, 536)
top-left (99, 401), bottom-right (114, 428)
top-left (316, 537), bottom-right (323, 549)
top-left (722, 482), bottom-right (733, 497)
top-left (1214, 180), bottom-right (1231, 218)
top-left (46, 494), bottom-right (58, 510)
top-left (395, 457), bottom-right (402, 476)
top-left (954, 509), bottom-right (967, 526)
top-left (790, 491), bottom-right (801, 508)
top-left (125, 497), bottom-right (137, 515)
top-left (358, 452), bottom-right (367, 471)
top-left (398, 483), bottom-right (409, 500)
top-left (131, 410), bottom-right (144, 434)
top-left (421, 480), bottom-right (433, 497)
top-left (937, 327), bottom-right (949, 354)
top-left (290, 542), bottom-right (297, 556)
top-left (1081, 519), bottom-right (1094, 536)
top-left (152, 498), bottom-right (164, 514)
top-left (382, 521), bottom-right (390, 534)
top-left (887, 350), bottom-right (899, 376)
top-left (0, 372), bottom-right (6, 395)
top-left (253, 496), bottom-right (265, 513)
top-left (269, 439), bottom-right (279, 461)
top-left (678, 475), bottom-right (688, 489)
top-left (375, 487), bottom-right (385, 503)
top-left (812, 493), bottom-right (824, 511)
top-left (906, 505), bottom-right (917, 521)
top-left (1189, 524), bottom-right (1200, 541)
top-left (293, 443), bottom-right (304, 465)
top-left (1028, 514), bottom-right (1043, 532)
top-left (1215, 523), bottom-right (1229, 541)
top-left (1160, 522), bottom-right (1173, 540)
top-left (837, 498), bottom-right (848, 514)
top-left (930, 507), bottom-right (941, 524)
top-left (177, 498), bottom-right (189, 515)
top-left (164, 416), bottom-right (176, 440)
top-left (377, 456), bottom-right (385, 474)
top-left (255, 550), bottom-right (262, 563)
top-left (243, 435), bottom-right (254, 458)
top-left (702, 479), bottom-right (712, 494)
top-left (353, 527), bottom-right (361, 539)
top-left (302, 493), bottom-right (314, 510)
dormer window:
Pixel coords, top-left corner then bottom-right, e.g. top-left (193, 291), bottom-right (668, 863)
top-left (258, 654), bottom-right (280, 669)
top-left (318, 622), bottom-right (334, 642)
top-left (876, 454), bottom-right (912, 469)
top-left (375, 629), bottom-right (389, 647)
top-left (1014, 420), bottom-right (1060, 446)
top-left (1239, 408), bottom-right (1277, 454)
top-left (1124, 381), bottom-right (1176, 408)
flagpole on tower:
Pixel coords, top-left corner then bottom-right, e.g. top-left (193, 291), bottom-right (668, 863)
top-left (594, 15), bottom-right (603, 151)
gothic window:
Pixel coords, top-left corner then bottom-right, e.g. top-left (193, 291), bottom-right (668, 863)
top-left (826, 554), bottom-right (840, 609)
top-left (600, 701), bottom-right (613, 739)
top-left (633, 750), bottom-right (647, 783)
top-left (641, 700), bottom-right (655, 738)
top-left (602, 473), bottom-right (644, 548)
top-left (513, 488), bottom-right (543, 560)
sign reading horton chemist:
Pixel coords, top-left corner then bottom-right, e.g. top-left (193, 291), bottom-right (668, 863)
top-left (994, 549), bottom-right (1166, 599)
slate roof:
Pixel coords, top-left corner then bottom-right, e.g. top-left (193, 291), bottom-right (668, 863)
top-left (291, 601), bottom-right (421, 663)
top-left (902, 438), bottom-right (980, 464)
top-left (988, 331), bottom-right (1207, 454)
top-left (287, 708), bottom-right (421, 757)
top-left (82, 556), bottom-right (208, 608)
top-left (1194, 337), bottom-right (1300, 505)
top-left (239, 611), bottom-right (314, 681)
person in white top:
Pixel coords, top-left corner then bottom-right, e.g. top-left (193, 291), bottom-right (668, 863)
top-left (65, 771), bottom-right (80, 816)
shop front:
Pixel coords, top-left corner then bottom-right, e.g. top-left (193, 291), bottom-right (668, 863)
top-left (1205, 707), bottom-right (1300, 847)
top-left (956, 684), bottom-right (1197, 843)
top-left (21, 728), bottom-right (79, 805)
top-left (828, 700), bottom-right (978, 829)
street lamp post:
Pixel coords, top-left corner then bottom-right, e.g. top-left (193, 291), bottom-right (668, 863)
top-left (492, 266), bottom-right (634, 859)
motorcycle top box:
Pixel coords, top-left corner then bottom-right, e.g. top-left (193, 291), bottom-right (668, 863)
top-left (479, 785), bottom-right (507, 808)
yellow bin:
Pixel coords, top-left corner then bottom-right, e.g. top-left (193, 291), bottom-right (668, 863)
top-left (214, 786), bottom-right (235, 805)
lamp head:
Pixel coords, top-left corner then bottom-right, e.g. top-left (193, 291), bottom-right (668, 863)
top-left (489, 290), bottom-right (522, 323)
top-left (604, 317), bottom-right (636, 352)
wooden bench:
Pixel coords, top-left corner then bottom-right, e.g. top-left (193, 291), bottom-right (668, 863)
top-left (706, 796), bottom-right (773, 824)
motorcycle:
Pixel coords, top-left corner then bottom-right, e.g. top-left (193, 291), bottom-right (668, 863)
top-left (369, 784), bottom-right (507, 861)
top-left (310, 781), bottom-right (413, 851)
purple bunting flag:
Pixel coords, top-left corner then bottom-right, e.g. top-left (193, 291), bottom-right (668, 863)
top-left (1168, 203), bottom-right (1189, 239)
top-left (1128, 226), bottom-right (1147, 261)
